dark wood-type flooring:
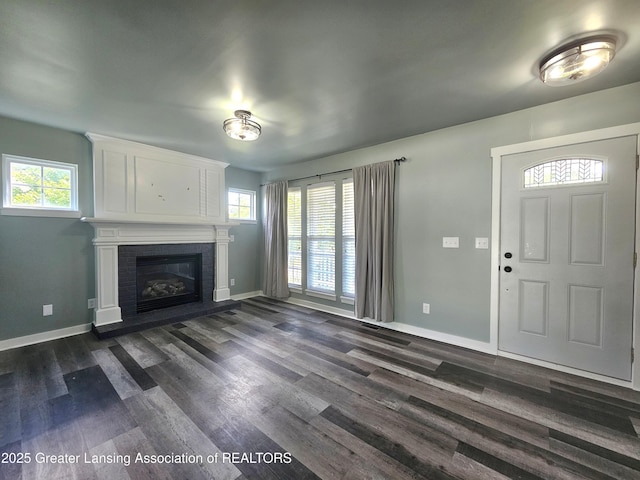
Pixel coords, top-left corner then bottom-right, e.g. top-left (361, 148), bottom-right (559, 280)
top-left (1, 297), bottom-right (639, 479)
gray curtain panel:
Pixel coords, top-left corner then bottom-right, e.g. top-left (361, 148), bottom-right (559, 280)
top-left (263, 180), bottom-right (290, 298)
top-left (353, 160), bottom-right (395, 322)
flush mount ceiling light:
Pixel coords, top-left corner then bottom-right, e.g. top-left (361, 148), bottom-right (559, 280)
top-left (223, 110), bottom-right (261, 141)
top-left (539, 35), bottom-right (616, 86)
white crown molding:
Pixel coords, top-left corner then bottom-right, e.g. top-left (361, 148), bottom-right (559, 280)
top-left (85, 132), bottom-right (229, 168)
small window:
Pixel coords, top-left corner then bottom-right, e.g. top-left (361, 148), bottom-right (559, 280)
top-left (2, 154), bottom-right (79, 217)
top-left (523, 157), bottom-right (604, 188)
top-left (228, 188), bottom-right (256, 221)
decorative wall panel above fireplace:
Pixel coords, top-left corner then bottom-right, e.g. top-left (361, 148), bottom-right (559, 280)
top-left (86, 133), bottom-right (228, 224)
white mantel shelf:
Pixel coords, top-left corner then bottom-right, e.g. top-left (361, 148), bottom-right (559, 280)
top-left (81, 217), bottom-right (238, 246)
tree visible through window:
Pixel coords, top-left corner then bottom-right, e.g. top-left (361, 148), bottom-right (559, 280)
top-left (3, 155), bottom-right (77, 211)
top-left (228, 188), bottom-right (256, 221)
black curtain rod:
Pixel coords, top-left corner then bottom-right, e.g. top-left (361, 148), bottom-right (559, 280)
top-left (261, 156), bottom-right (406, 186)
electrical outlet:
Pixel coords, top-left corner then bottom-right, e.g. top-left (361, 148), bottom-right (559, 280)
top-left (475, 237), bottom-right (489, 249)
top-left (230, 278), bottom-right (236, 286)
top-left (43, 304), bottom-right (53, 316)
top-left (442, 237), bottom-right (459, 248)
top-left (88, 298), bottom-right (96, 309)
top-left (422, 303), bottom-right (430, 314)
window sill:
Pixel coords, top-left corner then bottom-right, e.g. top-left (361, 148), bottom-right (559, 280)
top-left (340, 296), bottom-right (355, 305)
top-left (305, 289), bottom-right (337, 302)
top-left (288, 286), bottom-right (303, 294)
top-left (231, 219), bottom-right (257, 225)
top-left (1, 208), bottom-right (82, 219)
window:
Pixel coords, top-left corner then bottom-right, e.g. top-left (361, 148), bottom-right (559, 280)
top-left (523, 157), bottom-right (604, 188)
top-left (307, 183), bottom-right (336, 293)
top-left (2, 154), bottom-right (79, 217)
top-left (287, 187), bottom-right (302, 288)
top-left (228, 188), bottom-right (256, 221)
top-left (286, 177), bottom-right (355, 303)
top-left (342, 180), bottom-right (355, 298)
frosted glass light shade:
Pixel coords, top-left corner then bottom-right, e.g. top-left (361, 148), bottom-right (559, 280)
top-left (539, 36), bottom-right (616, 86)
top-left (223, 110), bottom-right (261, 141)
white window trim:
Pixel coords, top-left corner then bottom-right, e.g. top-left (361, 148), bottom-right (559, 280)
top-left (1, 154), bottom-right (80, 218)
top-left (228, 187), bottom-right (257, 223)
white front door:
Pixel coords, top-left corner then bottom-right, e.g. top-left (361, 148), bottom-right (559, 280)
top-left (499, 136), bottom-right (637, 380)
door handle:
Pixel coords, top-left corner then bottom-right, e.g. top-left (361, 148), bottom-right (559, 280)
top-left (503, 266), bottom-right (512, 273)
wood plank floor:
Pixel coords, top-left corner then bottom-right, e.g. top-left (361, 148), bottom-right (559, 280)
top-left (1, 297), bottom-right (640, 479)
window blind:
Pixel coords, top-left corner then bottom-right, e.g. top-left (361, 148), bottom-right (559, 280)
top-left (307, 183), bottom-right (335, 293)
top-left (342, 180), bottom-right (355, 297)
top-left (287, 188), bottom-right (302, 287)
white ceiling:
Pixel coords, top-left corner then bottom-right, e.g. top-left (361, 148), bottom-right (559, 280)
top-left (1, 0), bottom-right (639, 171)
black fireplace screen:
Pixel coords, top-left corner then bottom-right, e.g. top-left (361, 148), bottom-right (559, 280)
top-left (136, 254), bottom-right (202, 313)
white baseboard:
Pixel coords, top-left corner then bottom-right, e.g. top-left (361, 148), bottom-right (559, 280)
top-left (0, 323), bottom-right (92, 352)
top-left (231, 290), bottom-right (263, 301)
top-left (283, 296), bottom-right (495, 354)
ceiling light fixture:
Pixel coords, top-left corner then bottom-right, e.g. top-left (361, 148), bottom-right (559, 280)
top-left (539, 35), bottom-right (616, 86)
top-left (223, 110), bottom-right (261, 141)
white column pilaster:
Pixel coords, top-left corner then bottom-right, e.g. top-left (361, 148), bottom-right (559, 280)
top-left (213, 226), bottom-right (231, 301)
top-left (94, 244), bottom-right (123, 326)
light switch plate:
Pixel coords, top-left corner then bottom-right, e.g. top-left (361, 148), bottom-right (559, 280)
top-left (43, 304), bottom-right (53, 316)
top-left (443, 237), bottom-right (459, 248)
top-left (475, 237), bottom-right (489, 249)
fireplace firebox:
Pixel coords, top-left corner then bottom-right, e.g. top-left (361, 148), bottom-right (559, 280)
top-left (117, 243), bottom-right (215, 322)
top-left (136, 254), bottom-right (202, 313)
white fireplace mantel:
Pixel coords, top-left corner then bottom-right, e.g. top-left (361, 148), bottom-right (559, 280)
top-left (83, 134), bottom-right (235, 327)
top-left (82, 217), bottom-right (234, 326)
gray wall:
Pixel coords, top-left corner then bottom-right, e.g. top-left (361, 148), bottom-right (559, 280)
top-left (0, 116), bottom-right (95, 341)
top-left (263, 81), bottom-right (640, 343)
top-left (225, 166), bottom-right (263, 296)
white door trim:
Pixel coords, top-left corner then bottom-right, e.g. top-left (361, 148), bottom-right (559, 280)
top-left (490, 122), bottom-right (640, 390)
